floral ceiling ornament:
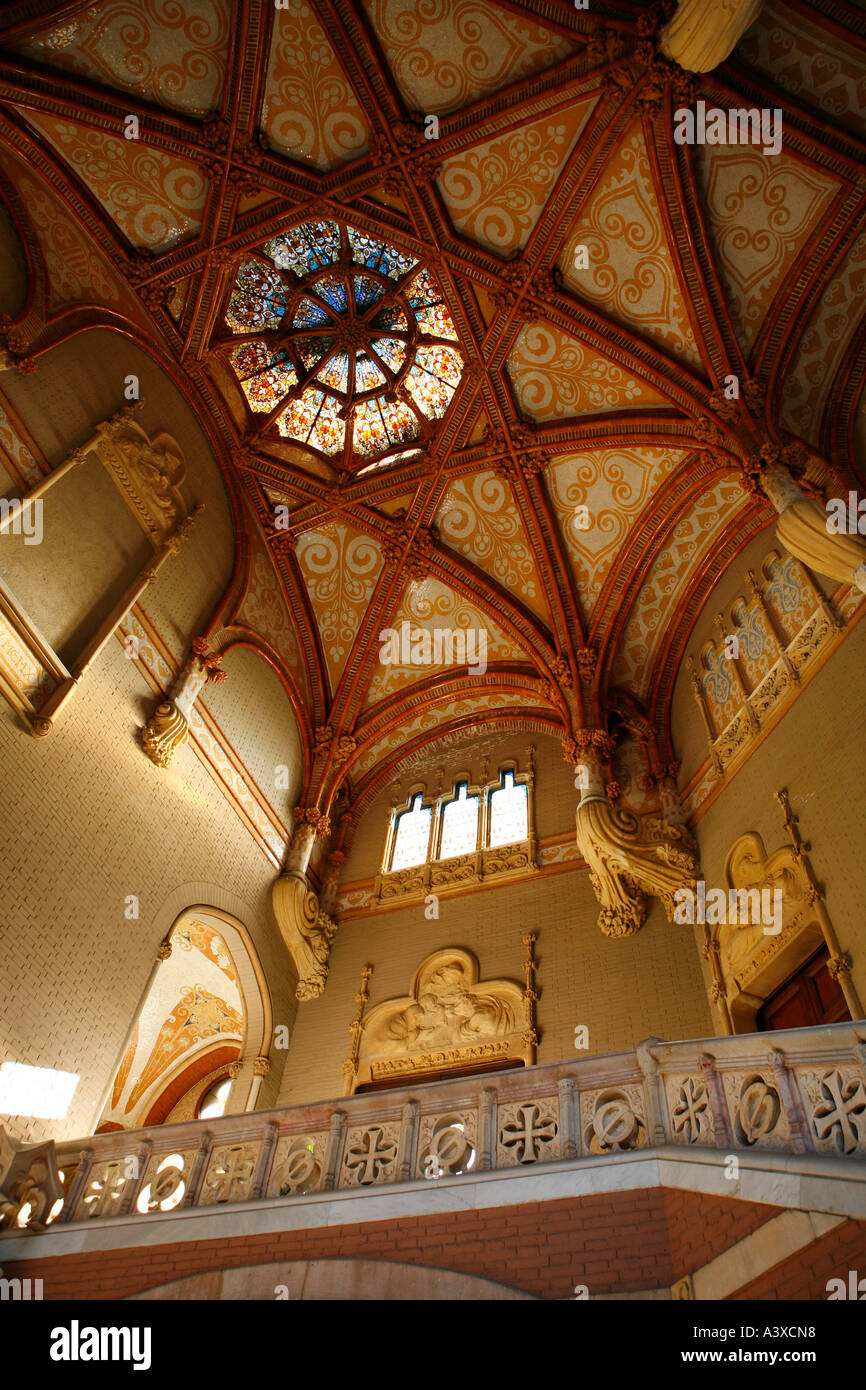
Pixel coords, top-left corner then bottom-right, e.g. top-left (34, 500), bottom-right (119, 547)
top-left (219, 219), bottom-right (463, 474)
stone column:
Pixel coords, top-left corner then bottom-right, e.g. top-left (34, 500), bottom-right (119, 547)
top-left (660, 0), bottom-right (763, 72)
top-left (764, 461), bottom-right (866, 595)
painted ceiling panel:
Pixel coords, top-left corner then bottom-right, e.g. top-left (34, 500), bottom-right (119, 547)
top-left (548, 446), bottom-right (688, 617)
top-left (695, 143), bottom-right (839, 351)
top-left (557, 122), bottom-right (703, 373)
top-left (23, 111), bottom-right (208, 250)
top-left (435, 470), bottom-right (550, 623)
top-left (612, 476), bottom-right (750, 699)
top-left (738, 0), bottom-right (866, 138)
top-left (262, 0), bottom-right (371, 168)
top-left (781, 229), bottom-right (866, 445)
top-left (438, 98), bottom-right (596, 255)
top-left (508, 322), bottom-right (670, 419)
top-left (354, 690), bottom-right (550, 779)
top-left (362, 0), bottom-right (577, 114)
top-left (10, 0), bottom-right (230, 114)
top-left (296, 523), bottom-right (383, 693)
top-left (363, 575), bottom-right (529, 707)
top-left (0, 149), bottom-right (147, 320)
top-left (235, 510), bottom-right (311, 706)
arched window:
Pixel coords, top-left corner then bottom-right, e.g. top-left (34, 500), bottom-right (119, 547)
top-left (197, 1076), bottom-right (232, 1120)
top-left (390, 793), bottom-right (432, 870)
top-left (438, 782), bottom-right (480, 859)
top-left (488, 769), bottom-right (528, 848)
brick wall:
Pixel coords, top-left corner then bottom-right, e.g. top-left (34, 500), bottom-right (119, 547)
top-left (2, 1188), bottom-right (780, 1301)
top-left (730, 1218), bottom-right (866, 1301)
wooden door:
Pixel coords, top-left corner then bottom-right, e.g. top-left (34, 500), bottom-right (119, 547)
top-left (757, 946), bottom-right (850, 1031)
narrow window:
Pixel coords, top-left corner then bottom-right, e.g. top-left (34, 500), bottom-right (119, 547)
top-left (488, 770), bottom-right (528, 848)
top-left (390, 793), bottom-right (432, 870)
top-left (439, 782), bottom-right (480, 859)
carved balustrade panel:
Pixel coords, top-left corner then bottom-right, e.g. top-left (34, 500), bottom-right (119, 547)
top-left (721, 1071), bottom-right (790, 1151)
top-left (269, 1131), bottom-right (330, 1197)
top-left (5, 1025), bottom-right (864, 1238)
top-left (579, 1085), bottom-right (648, 1155)
top-left (496, 1097), bottom-right (560, 1168)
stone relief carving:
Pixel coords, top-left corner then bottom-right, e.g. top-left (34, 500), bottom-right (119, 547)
top-left (0, 1128), bottom-right (64, 1231)
top-left (722, 1071), bottom-right (788, 1150)
top-left (417, 1110), bottom-right (478, 1178)
top-left (797, 1069), bottom-right (866, 1155)
top-left (666, 1074), bottom-right (715, 1146)
top-left (339, 1121), bottom-right (401, 1187)
top-left (580, 1086), bottom-right (647, 1154)
top-left (349, 947), bottom-right (531, 1091)
top-left (497, 1098), bottom-right (559, 1167)
top-left (270, 1133), bottom-right (329, 1196)
top-left (200, 1142), bottom-right (260, 1205)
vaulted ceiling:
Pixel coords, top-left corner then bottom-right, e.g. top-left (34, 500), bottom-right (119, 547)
top-left (0, 0), bottom-right (863, 822)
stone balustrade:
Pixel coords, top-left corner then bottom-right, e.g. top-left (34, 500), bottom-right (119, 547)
top-left (2, 1022), bottom-right (865, 1234)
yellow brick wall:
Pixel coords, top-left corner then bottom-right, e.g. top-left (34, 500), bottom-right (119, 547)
top-left (278, 730), bottom-right (714, 1106)
top-left (0, 635), bottom-right (299, 1144)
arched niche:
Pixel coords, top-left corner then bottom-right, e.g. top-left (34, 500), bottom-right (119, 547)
top-left (714, 832), bottom-right (836, 1032)
top-left (0, 328), bottom-right (235, 660)
top-left (99, 907), bottom-right (272, 1130)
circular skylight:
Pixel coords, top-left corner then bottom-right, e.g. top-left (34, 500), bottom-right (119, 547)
top-left (224, 220), bottom-right (463, 467)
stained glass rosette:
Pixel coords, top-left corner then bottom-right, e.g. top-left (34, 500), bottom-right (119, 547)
top-left (224, 220), bottom-right (463, 467)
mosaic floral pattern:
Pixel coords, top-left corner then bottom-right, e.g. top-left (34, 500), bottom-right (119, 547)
top-left (508, 324), bottom-right (669, 419)
top-left (8, 161), bottom-right (141, 316)
top-left (695, 143), bottom-right (838, 351)
top-left (439, 100), bottom-right (595, 254)
top-left (547, 446), bottom-right (687, 616)
top-left (739, 0), bottom-right (866, 138)
top-left (296, 524), bottom-right (383, 691)
top-left (780, 230), bottom-right (866, 444)
top-left (225, 220), bottom-right (462, 463)
top-left (613, 478), bottom-right (749, 698)
top-left (364, 577), bottom-right (526, 706)
top-left (558, 123), bottom-right (702, 372)
top-left (24, 112), bottom-right (208, 250)
top-left (363, 0), bottom-right (576, 114)
top-left (435, 471), bottom-right (547, 621)
top-left (12, 0), bottom-right (230, 114)
top-left (263, 0), bottom-right (370, 168)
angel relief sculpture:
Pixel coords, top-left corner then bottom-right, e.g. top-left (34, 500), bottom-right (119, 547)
top-left (386, 959), bottom-right (516, 1050)
top-left (352, 948), bottom-right (531, 1087)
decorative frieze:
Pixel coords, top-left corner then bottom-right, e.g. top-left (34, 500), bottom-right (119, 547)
top-left (8, 1024), bottom-right (865, 1236)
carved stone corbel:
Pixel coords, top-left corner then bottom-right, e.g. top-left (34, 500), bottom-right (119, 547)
top-left (141, 638), bottom-right (227, 768)
top-left (575, 732), bottom-right (701, 937)
top-left (272, 815), bottom-right (338, 1001)
top-left (762, 461), bottom-right (866, 595)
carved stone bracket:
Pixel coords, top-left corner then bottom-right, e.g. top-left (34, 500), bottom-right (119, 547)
top-left (575, 741), bottom-right (700, 938)
top-left (272, 871), bottom-right (338, 1002)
